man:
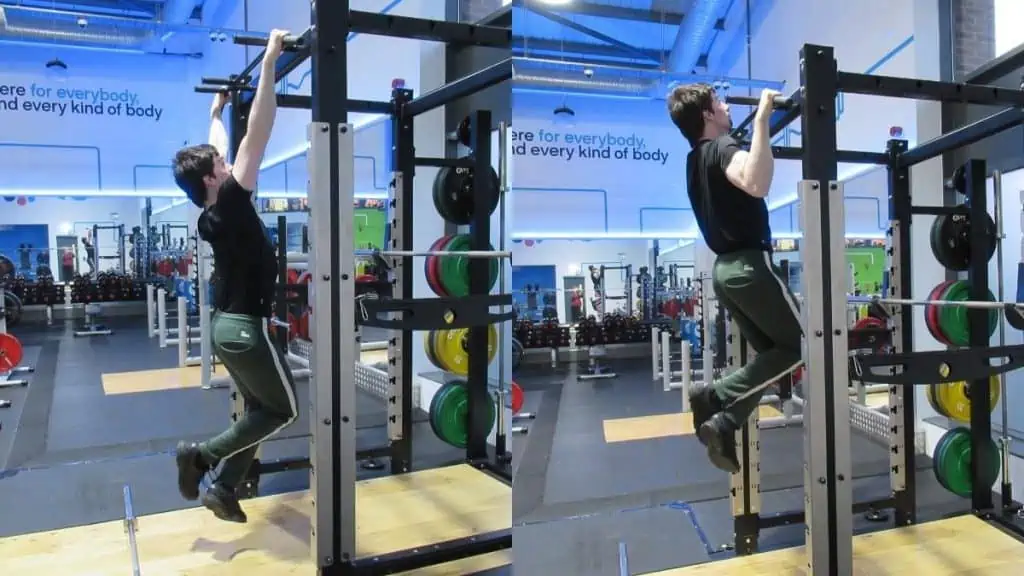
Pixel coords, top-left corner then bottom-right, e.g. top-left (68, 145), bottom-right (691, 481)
top-left (171, 30), bottom-right (297, 523)
top-left (80, 235), bottom-right (95, 276)
top-left (667, 85), bottom-right (803, 473)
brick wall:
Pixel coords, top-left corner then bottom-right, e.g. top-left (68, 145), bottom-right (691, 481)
top-left (459, 0), bottom-right (502, 22)
top-left (953, 0), bottom-right (995, 78)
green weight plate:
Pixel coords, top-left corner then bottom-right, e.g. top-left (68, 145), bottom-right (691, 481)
top-left (939, 427), bottom-right (1000, 497)
top-left (428, 380), bottom-right (450, 440)
top-left (434, 380), bottom-right (497, 448)
top-left (932, 428), bottom-right (956, 492)
top-left (939, 281), bottom-right (997, 347)
top-left (440, 234), bottom-right (499, 298)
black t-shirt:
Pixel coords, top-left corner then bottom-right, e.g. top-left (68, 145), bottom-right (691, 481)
top-left (686, 135), bottom-right (772, 255)
top-left (197, 176), bottom-right (277, 317)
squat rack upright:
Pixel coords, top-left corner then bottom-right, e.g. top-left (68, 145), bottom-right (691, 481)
top-left (731, 43), bottom-right (1024, 575)
top-left (197, 5), bottom-right (512, 575)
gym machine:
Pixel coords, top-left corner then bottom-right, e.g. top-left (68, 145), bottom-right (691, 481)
top-left (92, 224), bottom-right (126, 275)
top-left (195, 6), bottom-right (512, 574)
top-left (713, 43), bottom-right (1024, 574)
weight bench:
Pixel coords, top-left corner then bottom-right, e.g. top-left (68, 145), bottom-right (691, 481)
top-left (577, 344), bottom-right (617, 381)
top-left (74, 302), bottom-right (113, 337)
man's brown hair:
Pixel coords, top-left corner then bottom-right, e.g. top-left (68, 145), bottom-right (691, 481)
top-left (666, 83), bottom-right (716, 147)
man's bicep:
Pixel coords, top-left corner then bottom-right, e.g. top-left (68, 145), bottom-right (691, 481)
top-left (723, 149), bottom-right (750, 191)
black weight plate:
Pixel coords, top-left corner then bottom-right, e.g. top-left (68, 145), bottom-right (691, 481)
top-left (0, 255), bottom-right (13, 279)
top-left (930, 207), bottom-right (997, 271)
top-left (434, 162), bottom-right (500, 225)
top-left (432, 167), bottom-right (461, 224)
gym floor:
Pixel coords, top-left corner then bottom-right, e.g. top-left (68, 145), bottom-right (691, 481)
top-left (0, 317), bottom-right (512, 570)
top-left (0, 317), bottom-right (993, 575)
top-left (510, 357), bottom-right (975, 575)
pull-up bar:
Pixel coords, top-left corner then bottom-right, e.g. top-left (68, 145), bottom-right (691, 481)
top-left (233, 33), bottom-right (306, 50)
top-left (724, 94), bottom-right (796, 110)
top-left (730, 88), bottom-right (803, 141)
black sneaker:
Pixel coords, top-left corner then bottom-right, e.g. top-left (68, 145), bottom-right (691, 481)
top-left (688, 383), bottom-right (722, 441)
top-left (697, 413), bottom-right (741, 474)
top-left (202, 483), bottom-right (248, 523)
top-left (175, 441), bottom-right (209, 501)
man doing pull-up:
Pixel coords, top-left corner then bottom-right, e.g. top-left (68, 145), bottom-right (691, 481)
top-left (171, 30), bottom-right (298, 522)
top-left (667, 85), bottom-right (803, 473)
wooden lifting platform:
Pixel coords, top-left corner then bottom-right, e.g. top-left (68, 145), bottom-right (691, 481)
top-left (0, 464), bottom-right (511, 575)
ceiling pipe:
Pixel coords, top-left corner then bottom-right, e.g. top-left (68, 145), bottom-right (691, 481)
top-left (146, 0), bottom-right (199, 49)
top-left (511, 57), bottom-right (785, 99)
top-left (667, 0), bottom-right (731, 73)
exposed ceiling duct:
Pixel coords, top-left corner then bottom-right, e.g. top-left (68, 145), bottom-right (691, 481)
top-left (0, 6), bottom-right (149, 45)
top-left (0, 2), bottom-right (206, 52)
top-left (667, 0), bottom-right (732, 73)
top-left (512, 57), bottom-right (784, 99)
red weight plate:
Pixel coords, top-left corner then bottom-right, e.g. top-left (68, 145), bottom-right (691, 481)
top-left (300, 310), bottom-right (311, 340)
top-left (428, 235), bottom-right (455, 297)
top-left (852, 316), bottom-right (884, 330)
top-left (287, 269), bottom-right (300, 285)
top-left (297, 271), bottom-right (312, 285)
top-left (355, 274), bottom-right (377, 283)
top-left (510, 381), bottom-right (523, 415)
top-left (926, 280), bottom-right (955, 345)
top-left (0, 333), bottom-right (23, 372)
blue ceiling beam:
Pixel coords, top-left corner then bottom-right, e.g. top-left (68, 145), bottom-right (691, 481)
top-left (144, 0), bottom-right (199, 49)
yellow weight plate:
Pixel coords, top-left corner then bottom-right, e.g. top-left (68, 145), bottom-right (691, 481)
top-left (935, 375), bottom-right (1000, 424)
top-left (434, 325), bottom-right (498, 376)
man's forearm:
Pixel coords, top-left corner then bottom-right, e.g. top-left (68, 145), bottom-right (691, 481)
top-left (208, 113), bottom-right (228, 157)
top-left (744, 119), bottom-right (775, 197)
top-left (246, 59), bottom-right (278, 147)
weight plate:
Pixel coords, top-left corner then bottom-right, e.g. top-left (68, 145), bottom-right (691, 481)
top-left (510, 381), bottom-right (524, 414)
top-left (433, 162), bottom-right (501, 225)
top-left (2, 291), bottom-right (23, 328)
top-left (428, 380), bottom-right (453, 440)
top-left (434, 325), bottom-right (498, 376)
top-left (929, 207), bottom-right (998, 271)
top-left (0, 332), bottom-right (24, 372)
top-left (0, 255), bottom-right (13, 279)
top-left (932, 428), bottom-right (957, 492)
top-left (425, 235), bottom-right (453, 297)
top-left (431, 167), bottom-right (460, 224)
top-left (934, 375), bottom-right (1000, 423)
top-left (926, 385), bottom-right (945, 418)
top-left (430, 235), bottom-right (459, 298)
top-left (431, 380), bottom-right (497, 449)
top-left (422, 330), bottom-right (441, 371)
top-left (439, 234), bottom-right (499, 298)
top-left (938, 281), bottom-right (997, 347)
top-left (512, 337), bottom-right (524, 371)
top-left (938, 427), bottom-right (1000, 498)
top-left (925, 280), bottom-right (955, 345)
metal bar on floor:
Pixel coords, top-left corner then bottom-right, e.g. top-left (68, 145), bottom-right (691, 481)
top-left (123, 484), bottom-right (141, 576)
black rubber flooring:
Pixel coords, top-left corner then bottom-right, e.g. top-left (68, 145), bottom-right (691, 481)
top-left (0, 316), bottom-right (464, 538)
top-left (510, 361), bottom-right (969, 575)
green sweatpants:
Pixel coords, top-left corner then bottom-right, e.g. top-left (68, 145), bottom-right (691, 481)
top-left (712, 250), bottom-right (803, 426)
top-left (200, 312), bottom-right (298, 489)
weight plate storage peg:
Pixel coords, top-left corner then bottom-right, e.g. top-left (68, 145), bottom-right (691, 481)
top-left (933, 375), bottom-right (1000, 423)
top-left (431, 161), bottom-right (501, 225)
top-left (929, 209), bottom-right (997, 271)
top-left (0, 332), bottom-right (23, 372)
